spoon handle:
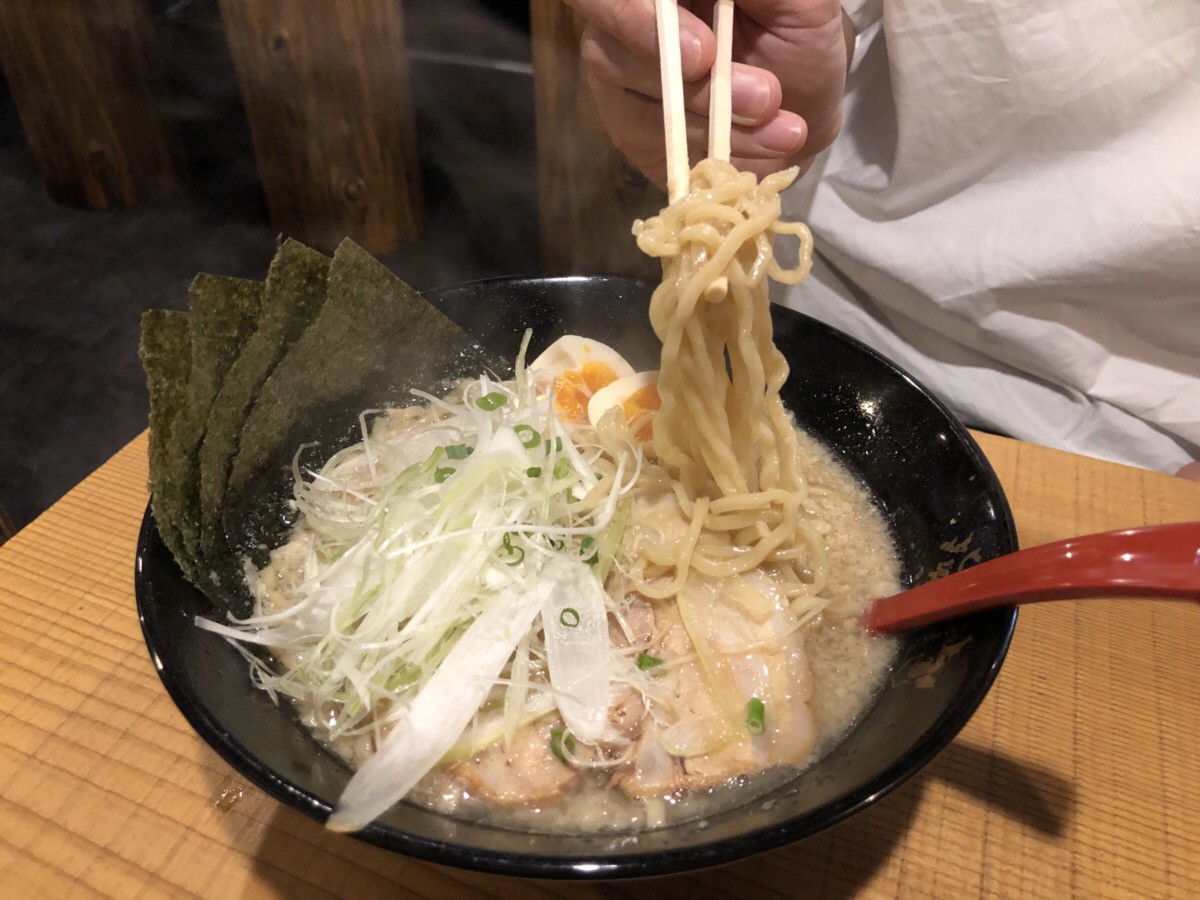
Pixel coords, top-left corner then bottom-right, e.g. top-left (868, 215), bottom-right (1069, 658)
top-left (866, 522), bottom-right (1200, 634)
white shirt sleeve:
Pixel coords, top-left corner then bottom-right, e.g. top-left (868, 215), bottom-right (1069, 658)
top-left (781, 0), bottom-right (1200, 472)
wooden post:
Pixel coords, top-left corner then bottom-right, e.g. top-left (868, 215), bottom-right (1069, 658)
top-left (0, 0), bottom-right (179, 210)
top-left (530, 1), bottom-right (662, 278)
top-left (217, 0), bottom-right (421, 254)
top-left (0, 501), bottom-right (14, 546)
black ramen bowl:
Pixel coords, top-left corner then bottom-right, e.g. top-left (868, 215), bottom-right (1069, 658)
top-left (136, 275), bottom-right (1018, 879)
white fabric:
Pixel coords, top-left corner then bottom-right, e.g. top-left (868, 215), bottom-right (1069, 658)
top-left (779, 0), bottom-right (1200, 472)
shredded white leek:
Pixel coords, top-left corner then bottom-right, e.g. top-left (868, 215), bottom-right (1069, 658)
top-left (198, 345), bottom-right (644, 831)
top-left (327, 561), bottom-right (570, 832)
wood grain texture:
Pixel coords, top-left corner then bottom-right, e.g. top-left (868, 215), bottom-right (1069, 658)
top-left (0, 0), bottom-right (179, 209)
top-left (216, 0), bottom-right (421, 254)
top-left (530, 1), bottom-right (661, 278)
top-left (1, 431), bottom-right (1198, 897)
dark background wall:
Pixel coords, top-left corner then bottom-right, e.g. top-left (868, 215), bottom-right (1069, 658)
top-left (0, 0), bottom-right (543, 532)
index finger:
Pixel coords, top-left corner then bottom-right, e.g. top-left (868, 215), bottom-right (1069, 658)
top-left (562, 0), bottom-right (716, 79)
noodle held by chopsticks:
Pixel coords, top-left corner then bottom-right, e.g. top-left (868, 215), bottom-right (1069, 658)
top-left (641, 1), bottom-right (816, 590)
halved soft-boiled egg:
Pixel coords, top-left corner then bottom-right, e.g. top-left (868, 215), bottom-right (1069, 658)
top-left (588, 371), bottom-right (661, 442)
top-left (529, 336), bottom-right (635, 423)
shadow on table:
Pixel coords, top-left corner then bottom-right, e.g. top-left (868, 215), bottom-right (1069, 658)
top-left (923, 739), bottom-right (1074, 837)
top-left (237, 773), bottom-right (924, 899)
top-left (227, 737), bottom-right (1073, 898)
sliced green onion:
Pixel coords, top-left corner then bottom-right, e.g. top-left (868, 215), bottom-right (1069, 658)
top-left (636, 652), bottom-right (663, 671)
top-left (746, 697), bottom-right (766, 735)
top-left (501, 532), bottom-right (525, 566)
top-left (579, 535), bottom-right (598, 565)
top-left (444, 443), bottom-right (473, 460)
top-left (521, 530), bottom-right (563, 551)
top-left (543, 437), bottom-right (564, 454)
top-left (433, 466), bottom-right (455, 483)
top-left (559, 607), bottom-right (580, 628)
top-left (513, 424), bottom-right (541, 449)
top-left (549, 727), bottom-right (576, 763)
top-left (475, 392), bottom-right (507, 411)
top-left (525, 466), bottom-right (542, 478)
top-left (552, 458), bottom-right (571, 479)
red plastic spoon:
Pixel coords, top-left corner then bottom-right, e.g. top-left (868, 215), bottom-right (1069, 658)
top-left (866, 521), bottom-right (1200, 634)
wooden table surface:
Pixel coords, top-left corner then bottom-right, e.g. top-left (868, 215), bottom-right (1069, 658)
top-left (1, 431), bottom-right (1197, 898)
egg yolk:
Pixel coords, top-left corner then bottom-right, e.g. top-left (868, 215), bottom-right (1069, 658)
top-left (622, 384), bottom-right (661, 442)
top-left (553, 362), bottom-right (619, 421)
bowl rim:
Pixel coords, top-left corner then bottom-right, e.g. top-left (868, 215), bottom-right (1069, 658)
top-left (135, 274), bottom-right (1019, 879)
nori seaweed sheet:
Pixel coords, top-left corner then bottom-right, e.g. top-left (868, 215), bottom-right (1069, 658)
top-left (198, 240), bottom-right (330, 590)
top-left (223, 239), bottom-right (507, 586)
top-left (166, 275), bottom-right (264, 576)
top-left (138, 309), bottom-right (194, 579)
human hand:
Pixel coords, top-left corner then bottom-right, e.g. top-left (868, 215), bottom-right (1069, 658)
top-left (564, 0), bottom-right (852, 188)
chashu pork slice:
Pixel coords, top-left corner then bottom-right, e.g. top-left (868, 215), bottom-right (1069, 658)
top-left (617, 574), bottom-right (817, 798)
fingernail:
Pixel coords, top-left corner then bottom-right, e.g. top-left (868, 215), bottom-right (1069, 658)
top-left (731, 71), bottom-right (771, 120)
top-left (758, 119), bottom-right (806, 155)
top-left (680, 28), bottom-right (704, 77)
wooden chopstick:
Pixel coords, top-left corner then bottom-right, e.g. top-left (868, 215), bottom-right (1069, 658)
top-left (656, 0), bottom-right (690, 203)
top-left (707, 0), bottom-right (734, 163)
top-left (706, 1), bottom-right (733, 301)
